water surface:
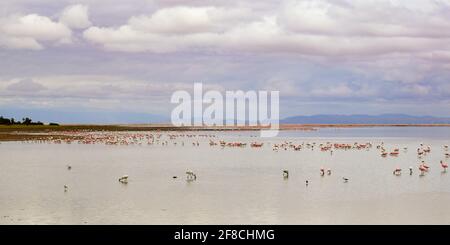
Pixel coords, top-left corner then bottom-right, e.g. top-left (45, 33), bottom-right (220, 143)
top-left (1, 127), bottom-right (449, 224)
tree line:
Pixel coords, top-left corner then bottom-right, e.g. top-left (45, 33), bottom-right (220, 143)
top-left (0, 116), bottom-right (57, 125)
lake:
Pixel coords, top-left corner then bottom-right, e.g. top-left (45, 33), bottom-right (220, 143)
top-left (1, 127), bottom-right (450, 224)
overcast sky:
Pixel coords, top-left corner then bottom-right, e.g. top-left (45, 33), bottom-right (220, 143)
top-left (1, 0), bottom-right (450, 123)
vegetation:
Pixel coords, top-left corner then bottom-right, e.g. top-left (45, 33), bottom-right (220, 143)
top-left (0, 116), bottom-right (44, 125)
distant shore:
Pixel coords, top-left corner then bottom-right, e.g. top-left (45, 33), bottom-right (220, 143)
top-left (1, 123), bottom-right (450, 141)
top-left (2, 123), bottom-right (450, 131)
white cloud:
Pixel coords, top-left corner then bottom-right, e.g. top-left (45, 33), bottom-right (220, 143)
top-left (83, 5), bottom-right (255, 53)
top-left (129, 7), bottom-right (217, 34)
top-left (59, 4), bottom-right (92, 29)
top-left (0, 35), bottom-right (43, 50)
top-left (0, 14), bottom-right (72, 49)
top-left (81, 0), bottom-right (450, 57)
top-left (0, 4), bottom-right (93, 50)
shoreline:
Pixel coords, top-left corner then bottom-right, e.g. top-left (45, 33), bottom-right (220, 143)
top-left (1, 123), bottom-right (450, 142)
top-left (2, 123), bottom-right (450, 131)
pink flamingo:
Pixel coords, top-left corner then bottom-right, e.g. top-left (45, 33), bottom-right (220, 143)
top-left (419, 164), bottom-right (428, 172)
top-left (441, 161), bottom-right (448, 172)
top-left (421, 161), bottom-right (430, 170)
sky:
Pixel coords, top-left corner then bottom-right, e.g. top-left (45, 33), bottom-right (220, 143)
top-left (1, 0), bottom-right (450, 123)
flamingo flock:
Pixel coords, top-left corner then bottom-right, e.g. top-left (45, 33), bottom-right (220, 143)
top-left (391, 160), bottom-right (447, 177)
top-left (12, 130), bottom-right (449, 192)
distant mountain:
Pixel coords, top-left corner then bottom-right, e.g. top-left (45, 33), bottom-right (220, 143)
top-left (281, 114), bottom-right (450, 124)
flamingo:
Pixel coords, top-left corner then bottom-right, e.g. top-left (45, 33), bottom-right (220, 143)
top-left (186, 171), bottom-right (197, 181)
top-left (441, 161), bottom-right (448, 172)
top-left (417, 148), bottom-right (424, 156)
top-left (422, 161), bottom-right (430, 170)
top-left (419, 165), bottom-right (427, 174)
top-left (118, 175), bottom-right (129, 183)
top-left (390, 151), bottom-right (399, 156)
top-left (282, 170), bottom-right (289, 179)
top-left (393, 168), bottom-right (402, 176)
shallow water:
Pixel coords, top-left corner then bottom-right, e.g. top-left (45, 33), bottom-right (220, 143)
top-left (1, 127), bottom-right (450, 224)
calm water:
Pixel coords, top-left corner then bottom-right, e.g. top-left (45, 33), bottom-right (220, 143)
top-left (1, 127), bottom-right (450, 224)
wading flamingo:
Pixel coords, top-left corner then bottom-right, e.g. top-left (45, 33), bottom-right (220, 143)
top-left (419, 165), bottom-right (427, 176)
top-left (186, 171), bottom-right (197, 181)
top-left (441, 161), bottom-right (448, 172)
top-left (118, 175), bottom-right (129, 183)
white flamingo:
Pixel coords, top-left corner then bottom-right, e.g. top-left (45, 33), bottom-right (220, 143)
top-left (186, 171), bottom-right (197, 181)
top-left (118, 175), bottom-right (129, 183)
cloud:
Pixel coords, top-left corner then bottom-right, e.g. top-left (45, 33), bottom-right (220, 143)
top-left (400, 84), bottom-right (431, 96)
top-left (82, 0), bottom-right (450, 57)
top-left (311, 83), bottom-right (355, 97)
top-left (0, 4), bottom-right (93, 50)
top-left (59, 4), bottom-right (92, 29)
top-left (4, 0), bottom-right (450, 57)
top-left (0, 14), bottom-right (72, 50)
top-left (83, 5), bottom-right (254, 53)
top-left (279, 0), bottom-right (450, 38)
top-left (3, 0), bottom-right (450, 119)
top-left (6, 78), bottom-right (47, 92)
top-left (0, 75), bottom-right (225, 113)
top-left (128, 6), bottom-right (238, 34)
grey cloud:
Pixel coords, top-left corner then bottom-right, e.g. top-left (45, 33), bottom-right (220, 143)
top-left (6, 78), bottom-right (47, 92)
top-left (2, 0), bottom-right (450, 120)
